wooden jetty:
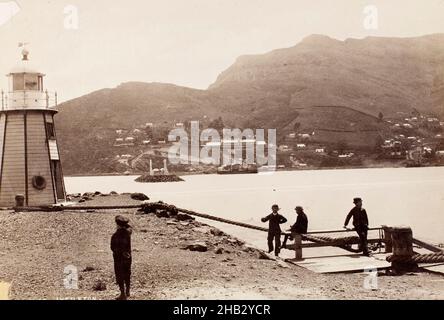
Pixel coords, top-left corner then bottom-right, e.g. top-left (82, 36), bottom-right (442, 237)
top-left (284, 226), bottom-right (444, 274)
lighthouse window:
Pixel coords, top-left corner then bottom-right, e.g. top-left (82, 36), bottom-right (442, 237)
top-left (24, 74), bottom-right (39, 90)
top-left (46, 122), bottom-right (55, 139)
top-left (12, 74), bottom-right (25, 90)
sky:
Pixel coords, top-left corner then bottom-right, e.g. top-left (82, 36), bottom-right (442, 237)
top-left (0, 0), bottom-right (444, 102)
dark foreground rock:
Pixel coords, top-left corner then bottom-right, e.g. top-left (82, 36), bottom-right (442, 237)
top-left (130, 193), bottom-right (150, 201)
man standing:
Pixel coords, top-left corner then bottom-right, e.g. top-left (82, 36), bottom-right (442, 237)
top-left (111, 215), bottom-right (133, 300)
top-left (282, 206), bottom-right (308, 248)
top-left (261, 204), bottom-right (287, 256)
top-left (344, 197), bottom-right (369, 256)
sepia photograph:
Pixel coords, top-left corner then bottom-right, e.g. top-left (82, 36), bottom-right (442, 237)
top-left (0, 0), bottom-right (443, 307)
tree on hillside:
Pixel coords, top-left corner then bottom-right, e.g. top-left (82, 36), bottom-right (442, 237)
top-left (208, 117), bottom-right (225, 132)
top-left (374, 135), bottom-right (384, 152)
top-left (378, 112), bottom-right (384, 122)
top-left (336, 140), bottom-right (348, 154)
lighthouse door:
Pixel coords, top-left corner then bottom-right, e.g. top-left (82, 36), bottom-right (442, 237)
top-left (52, 160), bottom-right (65, 200)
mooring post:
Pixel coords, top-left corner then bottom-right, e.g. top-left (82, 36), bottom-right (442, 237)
top-left (293, 233), bottom-right (303, 260)
top-left (14, 194), bottom-right (25, 211)
top-left (382, 225), bottom-right (393, 253)
top-left (390, 226), bottom-right (417, 272)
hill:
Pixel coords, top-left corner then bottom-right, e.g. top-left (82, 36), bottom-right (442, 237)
top-left (56, 34), bottom-right (444, 174)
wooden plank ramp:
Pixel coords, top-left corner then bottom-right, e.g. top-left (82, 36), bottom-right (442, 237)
top-left (286, 253), bottom-right (391, 273)
top-left (421, 264), bottom-right (444, 275)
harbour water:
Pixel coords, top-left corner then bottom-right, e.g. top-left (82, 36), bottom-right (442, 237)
top-left (65, 167), bottom-right (444, 251)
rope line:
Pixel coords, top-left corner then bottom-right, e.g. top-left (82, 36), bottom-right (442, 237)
top-left (387, 252), bottom-right (444, 264)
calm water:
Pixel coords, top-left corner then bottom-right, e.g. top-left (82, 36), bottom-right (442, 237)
top-left (65, 167), bottom-right (444, 251)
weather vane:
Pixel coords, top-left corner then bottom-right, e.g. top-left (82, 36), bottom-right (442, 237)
top-left (18, 42), bottom-right (29, 60)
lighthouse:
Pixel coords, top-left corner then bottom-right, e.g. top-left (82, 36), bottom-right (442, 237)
top-left (0, 48), bottom-right (66, 206)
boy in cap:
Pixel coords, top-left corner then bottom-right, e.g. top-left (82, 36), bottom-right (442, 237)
top-left (261, 204), bottom-right (287, 256)
top-left (111, 215), bottom-right (133, 300)
top-left (282, 206), bottom-right (308, 248)
top-left (343, 197), bottom-right (369, 256)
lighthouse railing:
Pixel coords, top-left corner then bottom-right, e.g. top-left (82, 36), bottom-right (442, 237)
top-left (1, 90), bottom-right (58, 111)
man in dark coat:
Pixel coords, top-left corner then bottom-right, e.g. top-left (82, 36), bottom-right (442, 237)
top-left (282, 206), bottom-right (308, 248)
top-left (111, 215), bottom-right (132, 300)
top-left (344, 197), bottom-right (370, 256)
top-left (261, 204), bottom-right (287, 256)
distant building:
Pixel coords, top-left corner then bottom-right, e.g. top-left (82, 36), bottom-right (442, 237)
top-left (315, 148), bottom-right (325, 153)
top-left (125, 137), bottom-right (135, 143)
top-left (296, 144), bottom-right (306, 148)
top-left (142, 140), bottom-right (151, 145)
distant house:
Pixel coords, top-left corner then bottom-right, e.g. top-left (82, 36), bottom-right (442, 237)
top-left (407, 136), bottom-right (416, 141)
top-left (278, 145), bottom-right (290, 152)
top-left (403, 123), bottom-right (413, 129)
top-left (436, 151), bottom-right (444, 157)
top-left (338, 153), bottom-right (354, 158)
top-left (315, 148), bottom-right (325, 153)
top-left (116, 129), bottom-right (124, 135)
top-left (115, 138), bottom-right (124, 143)
top-left (133, 129), bottom-right (142, 134)
top-left (175, 122), bottom-right (184, 128)
top-left (299, 133), bottom-right (310, 140)
top-left (145, 122), bottom-right (153, 128)
top-left (142, 140), bottom-right (151, 145)
top-left (287, 133), bottom-right (296, 139)
top-left (158, 140), bottom-right (166, 144)
top-left (296, 144), bottom-right (306, 148)
top-left (125, 137), bottom-right (135, 143)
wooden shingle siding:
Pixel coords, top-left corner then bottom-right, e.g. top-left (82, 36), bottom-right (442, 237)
top-left (0, 113), bottom-right (25, 206)
top-left (26, 112), bottom-right (55, 205)
top-left (0, 114), bottom-right (5, 176)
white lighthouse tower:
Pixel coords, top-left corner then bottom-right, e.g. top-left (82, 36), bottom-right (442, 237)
top-left (0, 48), bottom-right (66, 206)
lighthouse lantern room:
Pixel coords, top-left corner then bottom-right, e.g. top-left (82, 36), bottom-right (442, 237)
top-left (0, 48), bottom-right (66, 206)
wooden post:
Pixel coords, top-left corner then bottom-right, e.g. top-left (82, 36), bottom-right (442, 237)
top-left (293, 232), bottom-right (303, 260)
top-left (382, 225), bottom-right (393, 253)
top-left (390, 227), bottom-right (417, 272)
top-left (14, 194), bottom-right (25, 211)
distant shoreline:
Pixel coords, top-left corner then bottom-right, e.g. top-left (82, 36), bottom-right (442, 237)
top-left (64, 162), bottom-right (443, 178)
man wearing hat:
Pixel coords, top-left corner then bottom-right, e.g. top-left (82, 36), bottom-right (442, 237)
top-left (343, 197), bottom-right (369, 256)
top-left (261, 204), bottom-right (287, 256)
top-left (282, 206), bottom-right (308, 248)
top-left (111, 215), bottom-right (133, 300)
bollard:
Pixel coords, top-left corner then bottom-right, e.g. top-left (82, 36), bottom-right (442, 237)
top-left (15, 194), bottom-right (25, 208)
top-left (293, 232), bottom-right (303, 261)
top-left (390, 227), bottom-right (417, 272)
top-left (382, 225), bottom-right (393, 253)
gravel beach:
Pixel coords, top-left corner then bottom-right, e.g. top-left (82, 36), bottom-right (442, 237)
top-left (0, 194), bottom-right (443, 300)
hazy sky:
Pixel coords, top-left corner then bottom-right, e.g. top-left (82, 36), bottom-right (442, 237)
top-left (1, 0), bottom-right (444, 101)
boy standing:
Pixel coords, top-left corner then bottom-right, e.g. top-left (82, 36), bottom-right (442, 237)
top-left (261, 204), bottom-right (287, 256)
